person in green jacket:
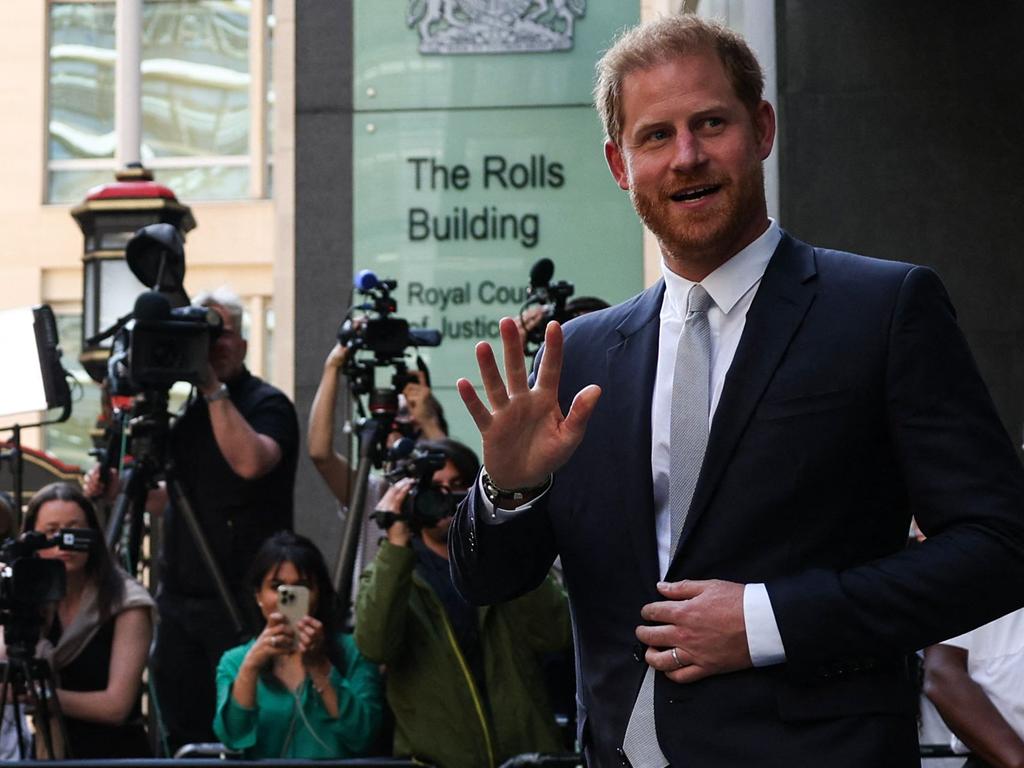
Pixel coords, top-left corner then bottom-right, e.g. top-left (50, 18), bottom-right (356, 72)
top-left (214, 531), bottom-right (382, 758)
top-left (355, 438), bottom-right (571, 768)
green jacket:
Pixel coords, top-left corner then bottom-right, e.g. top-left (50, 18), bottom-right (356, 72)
top-left (213, 633), bottom-right (382, 759)
top-left (355, 540), bottom-right (571, 768)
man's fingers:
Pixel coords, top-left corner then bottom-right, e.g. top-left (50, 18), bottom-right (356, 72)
top-left (667, 664), bottom-right (715, 684)
top-left (636, 622), bottom-right (682, 648)
top-left (656, 579), bottom-right (708, 600)
top-left (475, 341), bottom-right (511, 410)
top-left (562, 384), bottom-right (602, 439)
top-left (499, 317), bottom-right (529, 395)
top-left (457, 378), bottom-right (493, 432)
top-left (535, 321), bottom-right (564, 393)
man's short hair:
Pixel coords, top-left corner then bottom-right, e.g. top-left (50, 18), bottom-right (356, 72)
top-left (417, 438), bottom-right (480, 489)
top-left (193, 286), bottom-right (245, 336)
top-left (594, 13), bottom-right (765, 145)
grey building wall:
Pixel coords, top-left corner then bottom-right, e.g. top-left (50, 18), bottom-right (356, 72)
top-left (776, 0), bottom-right (1024, 448)
top-left (293, 1), bottom-right (354, 563)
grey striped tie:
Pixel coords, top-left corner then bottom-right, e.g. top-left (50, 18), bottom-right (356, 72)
top-left (622, 284), bottom-right (713, 768)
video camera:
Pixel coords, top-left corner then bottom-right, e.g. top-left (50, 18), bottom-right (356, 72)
top-left (372, 439), bottom-right (464, 531)
top-left (338, 270), bottom-right (441, 423)
top-left (98, 224), bottom-right (222, 396)
top-left (521, 258), bottom-right (575, 352)
top-left (0, 529), bottom-right (96, 659)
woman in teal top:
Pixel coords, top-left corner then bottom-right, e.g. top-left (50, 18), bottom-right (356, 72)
top-left (213, 531), bottom-right (381, 758)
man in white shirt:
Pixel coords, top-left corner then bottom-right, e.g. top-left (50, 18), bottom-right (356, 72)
top-left (448, 13), bottom-right (1024, 768)
top-left (925, 608), bottom-right (1024, 768)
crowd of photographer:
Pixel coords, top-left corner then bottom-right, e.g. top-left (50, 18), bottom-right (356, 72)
top-left (0, 272), bottom-right (577, 766)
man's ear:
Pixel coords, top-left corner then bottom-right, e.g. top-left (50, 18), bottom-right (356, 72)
top-left (604, 140), bottom-right (630, 191)
top-left (753, 100), bottom-right (776, 161)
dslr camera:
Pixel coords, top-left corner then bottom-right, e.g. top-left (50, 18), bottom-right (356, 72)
top-left (373, 440), bottom-right (464, 531)
top-left (0, 529), bottom-right (96, 659)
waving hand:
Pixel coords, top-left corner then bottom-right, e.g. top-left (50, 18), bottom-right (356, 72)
top-left (457, 317), bottom-right (601, 490)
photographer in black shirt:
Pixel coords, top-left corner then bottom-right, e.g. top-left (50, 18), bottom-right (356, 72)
top-left (85, 287), bottom-right (299, 753)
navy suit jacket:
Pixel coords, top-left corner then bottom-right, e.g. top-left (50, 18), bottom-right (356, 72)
top-left (450, 233), bottom-right (1024, 767)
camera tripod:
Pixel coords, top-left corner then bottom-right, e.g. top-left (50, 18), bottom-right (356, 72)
top-left (0, 645), bottom-right (70, 759)
top-left (332, 386), bottom-right (403, 621)
top-left (102, 388), bottom-right (245, 635)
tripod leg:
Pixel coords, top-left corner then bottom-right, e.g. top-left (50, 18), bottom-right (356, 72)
top-left (105, 465), bottom-right (151, 573)
top-left (164, 471), bottom-right (246, 636)
top-left (333, 417), bottom-right (391, 609)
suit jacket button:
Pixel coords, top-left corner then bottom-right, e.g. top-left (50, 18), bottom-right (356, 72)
top-left (616, 747), bottom-right (630, 765)
top-left (632, 644), bottom-right (645, 663)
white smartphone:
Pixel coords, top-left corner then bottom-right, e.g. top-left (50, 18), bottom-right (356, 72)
top-left (277, 584), bottom-right (310, 633)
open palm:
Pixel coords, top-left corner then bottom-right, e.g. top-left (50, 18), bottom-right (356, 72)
top-left (457, 317), bottom-right (601, 490)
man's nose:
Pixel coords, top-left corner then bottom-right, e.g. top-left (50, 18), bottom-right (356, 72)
top-left (669, 132), bottom-right (706, 172)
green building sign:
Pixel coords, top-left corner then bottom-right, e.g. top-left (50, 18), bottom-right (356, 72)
top-left (353, 1), bottom-right (642, 444)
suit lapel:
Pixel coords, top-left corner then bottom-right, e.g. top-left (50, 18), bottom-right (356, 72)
top-left (604, 281), bottom-right (664, 587)
top-left (672, 234), bottom-right (819, 563)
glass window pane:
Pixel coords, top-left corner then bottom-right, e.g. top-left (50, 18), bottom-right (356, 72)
top-left (150, 163), bottom-right (249, 200)
top-left (141, 0), bottom-right (251, 159)
top-left (48, 167), bottom-right (117, 205)
top-left (48, 3), bottom-right (117, 162)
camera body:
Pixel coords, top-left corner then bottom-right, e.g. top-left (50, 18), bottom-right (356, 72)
top-left (337, 271), bottom-right (441, 404)
top-left (109, 302), bottom-right (222, 396)
top-left (374, 443), bottom-right (463, 531)
top-left (0, 529), bottom-right (95, 659)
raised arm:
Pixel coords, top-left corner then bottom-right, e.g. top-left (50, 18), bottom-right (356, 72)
top-left (308, 344), bottom-right (353, 505)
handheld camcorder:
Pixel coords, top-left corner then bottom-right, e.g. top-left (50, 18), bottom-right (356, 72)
top-left (372, 439), bottom-right (464, 531)
top-left (0, 528), bottom-right (97, 659)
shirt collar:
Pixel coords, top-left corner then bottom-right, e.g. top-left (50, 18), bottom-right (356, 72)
top-left (661, 220), bottom-right (781, 317)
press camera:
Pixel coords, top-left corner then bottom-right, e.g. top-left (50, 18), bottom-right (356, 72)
top-left (0, 528), bottom-right (96, 658)
top-left (522, 257), bottom-right (575, 350)
top-left (101, 224), bottom-right (222, 395)
top-left (338, 270), bottom-right (441, 417)
top-left (372, 439), bottom-right (464, 531)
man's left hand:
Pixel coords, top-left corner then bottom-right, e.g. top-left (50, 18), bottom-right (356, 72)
top-left (636, 579), bottom-right (752, 684)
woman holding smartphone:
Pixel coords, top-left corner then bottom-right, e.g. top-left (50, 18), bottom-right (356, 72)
top-left (213, 531), bottom-right (382, 758)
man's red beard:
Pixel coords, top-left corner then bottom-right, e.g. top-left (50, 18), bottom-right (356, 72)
top-left (630, 159), bottom-right (766, 269)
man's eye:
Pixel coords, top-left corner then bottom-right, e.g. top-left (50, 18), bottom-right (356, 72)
top-left (703, 117), bottom-right (724, 129)
top-left (648, 129), bottom-right (669, 141)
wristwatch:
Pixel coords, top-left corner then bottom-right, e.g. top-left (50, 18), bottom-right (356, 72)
top-left (480, 470), bottom-right (552, 507)
top-left (204, 383), bottom-right (230, 403)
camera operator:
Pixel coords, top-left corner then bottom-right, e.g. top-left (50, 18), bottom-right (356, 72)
top-left (354, 438), bottom-right (570, 768)
top-left (0, 483), bottom-right (155, 759)
top-left (308, 341), bottom-right (447, 591)
top-left (84, 286), bottom-right (299, 752)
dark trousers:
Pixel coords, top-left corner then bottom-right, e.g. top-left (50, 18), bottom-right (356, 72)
top-left (151, 593), bottom-right (251, 755)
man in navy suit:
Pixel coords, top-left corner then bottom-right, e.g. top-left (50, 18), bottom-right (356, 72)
top-left (449, 14), bottom-right (1024, 768)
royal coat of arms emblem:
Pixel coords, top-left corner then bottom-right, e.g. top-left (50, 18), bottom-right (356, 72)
top-left (407, 0), bottom-right (587, 54)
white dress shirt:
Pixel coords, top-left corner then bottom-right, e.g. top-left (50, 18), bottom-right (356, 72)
top-left (653, 221), bottom-right (785, 666)
top-left (479, 220), bottom-right (787, 665)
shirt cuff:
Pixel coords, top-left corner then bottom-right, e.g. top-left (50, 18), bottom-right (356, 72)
top-left (743, 583), bottom-right (786, 666)
top-left (475, 474), bottom-right (550, 524)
